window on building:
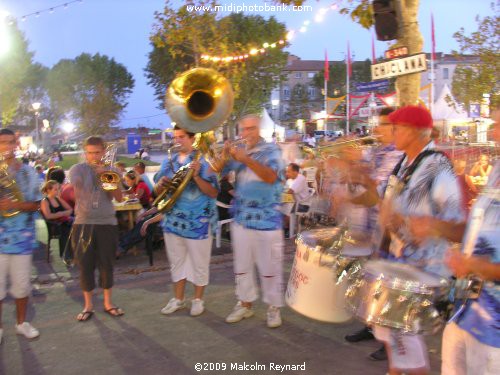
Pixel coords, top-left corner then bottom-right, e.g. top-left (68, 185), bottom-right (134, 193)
top-left (283, 86), bottom-right (290, 99)
top-left (308, 72), bottom-right (315, 78)
top-left (308, 86), bottom-right (316, 99)
top-left (443, 68), bottom-right (449, 79)
top-left (295, 72), bottom-right (302, 79)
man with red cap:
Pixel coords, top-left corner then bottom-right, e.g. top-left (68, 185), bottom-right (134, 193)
top-left (372, 105), bottom-right (466, 375)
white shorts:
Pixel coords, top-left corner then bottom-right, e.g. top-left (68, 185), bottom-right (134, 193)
top-left (442, 322), bottom-right (500, 375)
top-left (0, 254), bottom-right (33, 300)
top-left (163, 232), bottom-right (212, 286)
top-left (373, 325), bottom-right (429, 371)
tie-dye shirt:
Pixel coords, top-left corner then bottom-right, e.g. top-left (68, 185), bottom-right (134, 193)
top-left (457, 161), bottom-right (500, 347)
top-left (155, 151), bottom-right (217, 240)
top-left (0, 164), bottom-right (41, 255)
top-left (386, 142), bottom-right (466, 277)
top-left (223, 139), bottom-right (285, 231)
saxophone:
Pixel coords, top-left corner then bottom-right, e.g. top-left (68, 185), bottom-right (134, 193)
top-left (0, 152), bottom-right (24, 217)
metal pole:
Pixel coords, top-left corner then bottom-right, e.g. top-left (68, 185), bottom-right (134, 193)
top-left (35, 112), bottom-right (39, 151)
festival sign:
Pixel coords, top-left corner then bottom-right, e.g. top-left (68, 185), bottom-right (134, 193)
top-left (371, 53), bottom-right (427, 80)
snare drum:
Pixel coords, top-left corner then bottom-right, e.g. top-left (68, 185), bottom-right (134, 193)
top-left (345, 260), bottom-right (449, 334)
top-left (285, 228), bottom-right (371, 323)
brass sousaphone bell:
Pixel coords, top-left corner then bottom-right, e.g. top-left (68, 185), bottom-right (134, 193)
top-left (153, 68), bottom-right (234, 213)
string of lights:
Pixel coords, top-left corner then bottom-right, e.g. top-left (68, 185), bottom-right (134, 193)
top-left (200, 4), bottom-right (339, 64)
top-left (5, 0), bottom-right (83, 24)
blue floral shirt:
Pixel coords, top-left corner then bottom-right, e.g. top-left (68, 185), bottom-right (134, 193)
top-left (385, 142), bottom-right (466, 277)
top-left (155, 151), bottom-right (217, 239)
top-left (0, 164), bottom-right (41, 255)
top-left (457, 162), bottom-right (500, 347)
top-left (223, 139), bottom-right (285, 231)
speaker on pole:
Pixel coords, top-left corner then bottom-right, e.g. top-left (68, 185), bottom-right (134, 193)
top-left (373, 0), bottom-right (398, 41)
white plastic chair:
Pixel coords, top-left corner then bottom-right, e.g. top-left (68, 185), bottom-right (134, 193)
top-left (216, 201), bottom-right (233, 248)
top-left (294, 187), bottom-right (316, 234)
top-left (302, 167), bottom-right (318, 190)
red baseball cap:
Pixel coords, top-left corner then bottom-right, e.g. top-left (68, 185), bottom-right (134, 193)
top-left (388, 105), bottom-right (433, 129)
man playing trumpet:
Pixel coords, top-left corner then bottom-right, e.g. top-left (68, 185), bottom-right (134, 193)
top-left (69, 136), bottom-right (124, 321)
top-left (218, 114), bottom-right (286, 328)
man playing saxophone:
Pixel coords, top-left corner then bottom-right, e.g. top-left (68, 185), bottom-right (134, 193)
top-left (68, 136), bottom-right (124, 322)
top-left (0, 128), bottom-right (41, 342)
top-left (154, 125), bottom-right (218, 317)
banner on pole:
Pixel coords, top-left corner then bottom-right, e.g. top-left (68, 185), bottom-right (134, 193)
top-left (355, 80), bottom-right (390, 92)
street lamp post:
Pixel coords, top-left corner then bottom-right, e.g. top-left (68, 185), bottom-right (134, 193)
top-left (32, 102), bottom-right (41, 152)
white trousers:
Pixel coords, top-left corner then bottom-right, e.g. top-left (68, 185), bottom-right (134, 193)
top-left (163, 232), bottom-right (212, 286)
top-left (0, 254), bottom-right (33, 300)
top-left (441, 322), bottom-right (500, 375)
top-left (230, 222), bottom-right (284, 307)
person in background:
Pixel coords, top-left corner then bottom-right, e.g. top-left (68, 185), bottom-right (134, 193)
top-left (134, 161), bottom-right (154, 196)
top-left (0, 128), bottom-right (41, 343)
top-left (35, 165), bottom-right (46, 182)
top-left (40, 180), bottom-right (73, 262)
top-left (114, 161), bottom-right (127, 176)
top-left (123, 170), bottom-right (152, 209)
top-left (48, 168), bottom-right (76, 210)
top-left (141, 149), bottom-right (150, 161)
top-left (469, 154), bottom-right (492, 178)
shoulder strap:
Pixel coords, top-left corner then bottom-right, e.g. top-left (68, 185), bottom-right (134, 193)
top-left (391, 149), bottom-right (448, 187)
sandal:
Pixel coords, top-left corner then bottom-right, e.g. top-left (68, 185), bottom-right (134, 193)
top-left (77, 310), bottom-right (94, 322)
top-left (104, 307), bottom-right (124, 317)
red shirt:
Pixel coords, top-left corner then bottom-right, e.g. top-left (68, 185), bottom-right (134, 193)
top-left (133, 181), bottom-right (151, 207)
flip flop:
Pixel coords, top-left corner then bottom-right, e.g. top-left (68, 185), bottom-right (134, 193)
top-left (104, 307), bottom-right (124, 317)
top-left (77, 310), bottom-right (94, 322)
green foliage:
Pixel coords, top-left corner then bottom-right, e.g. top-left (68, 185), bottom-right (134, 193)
top-left (145, 0), bottom-right (289, 126)
top-left (451, 3), bottom-right (500, 110)
top-left (284, 84), bottom-right (309, 121)
top-left (311, 59), bottom-right (374, 96)
top-left (0, 20), bottom-right (36, 126)
top-left (46, 53), bottom-right (135, 136)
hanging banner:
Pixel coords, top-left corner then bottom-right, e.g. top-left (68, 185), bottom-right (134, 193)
top-left (371, 53), bottom-right (427, 80)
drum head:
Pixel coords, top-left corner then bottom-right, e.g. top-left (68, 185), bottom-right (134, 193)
top-left (297, 228), bottom-right (344, 250)
top-left (363, 260), bottom-right (446, 293)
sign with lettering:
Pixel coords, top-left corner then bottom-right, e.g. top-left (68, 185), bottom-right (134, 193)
top-left (371, 53), bottom-right (427, 80)
top-left (385, 46), bottom-right (409, 59)
top-left (355, 80), bottom-right (390, 92)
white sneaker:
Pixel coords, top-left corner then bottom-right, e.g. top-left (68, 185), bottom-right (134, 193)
top-left (160, 298), bottom-right (186, 315)
top-left (267, 306), bottom-right (282, 328)
top-left (225, 301), bottom-right (254, 323)
top-left (190, 299), bottom-right (205, 317)
top-left (15, 322), bottom-right (40, 339)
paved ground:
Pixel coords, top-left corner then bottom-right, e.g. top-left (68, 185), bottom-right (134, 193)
top-left (0, 221), bottom-right (444, 375)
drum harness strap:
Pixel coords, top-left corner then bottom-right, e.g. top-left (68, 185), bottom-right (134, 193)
top-left (378, 149), bottom-right (448, 255)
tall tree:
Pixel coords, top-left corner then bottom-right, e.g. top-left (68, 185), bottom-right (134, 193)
top-left (451, 4), bottom-right (499, 110)
top-left (145, 0), bottom-right (289, 134)
top-left (0, 20), bottom-right (38, 126)
top-left (280, 0), bottom-right (424, 106)
top-left (46, 53), bottom-right (134, 135)
top-left (284, 84), bottom-right (310, 121)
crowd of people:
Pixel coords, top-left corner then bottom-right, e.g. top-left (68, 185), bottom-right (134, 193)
top-left (0, 105), bottom-right (498, 374)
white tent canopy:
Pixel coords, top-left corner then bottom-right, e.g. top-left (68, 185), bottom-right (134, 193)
top-left (260, 108), bottom-right (285, 142)
top-left (433, 84), bottom-right (468, 120)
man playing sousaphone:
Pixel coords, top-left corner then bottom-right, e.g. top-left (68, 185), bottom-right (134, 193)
top-left (154, 125), bottom-right (218, 317)
top-left (69, 136), bottom-right (124, 321)
top-left (371, 106), bottom-right (466, 374)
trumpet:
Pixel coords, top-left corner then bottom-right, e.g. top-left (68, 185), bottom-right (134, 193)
top-left (95, 144), bottom-right (120, 191)
top-left (303, 135), bottom-right (380, 160)
top-left (205, 138), bottom-right (247, 173)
